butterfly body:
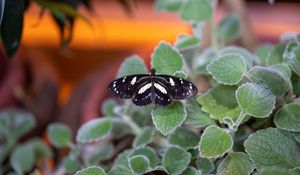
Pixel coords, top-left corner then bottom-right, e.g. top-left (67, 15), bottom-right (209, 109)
top-left (108, 69), bottom-right (197, 106)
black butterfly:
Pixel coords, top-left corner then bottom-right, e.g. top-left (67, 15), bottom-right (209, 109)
top-left (107, 69), bottom-right (198, 106)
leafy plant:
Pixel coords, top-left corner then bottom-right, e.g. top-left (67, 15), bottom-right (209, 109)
top-left (1, 0), bottom-right (300, 175)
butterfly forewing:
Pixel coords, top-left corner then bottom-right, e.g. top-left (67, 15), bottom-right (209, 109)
top-left (156, 75), bottom-right (198, 99)
top-left (108, 74), bottom-right (149, 99)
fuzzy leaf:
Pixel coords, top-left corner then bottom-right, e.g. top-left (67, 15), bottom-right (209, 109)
top-left (129, 147), bottom-right (159, 167)
top-left (117, 55), bottom-right (147, 77)
top-left (151, 41), bottom-right (183, 75)
top-left (174, 34), bottom-right (200, 50)
top-left (217, 152), bottom-right (254, 175)
top-left (76, 166), bottom-right (106, 175)
top-left (274, 104), bottom-right (300, 132)
top-left (101, 98), bottom-right (117, 116)
top-left (173, 71), bottom-right (188, 79)
top-left (28, 139), bottom-right (52, 162)
top-left (47, 123), bottom-right (71, 148)
top-left (248, 66), bottom-right (290, 96)
top-left (63, 156), bottom-right (80, 174)
top-left (270, 63), bottom-right (292, 79)
top-left (295, 132), bottom-right (300, 143)
top-left (151, 102), bottom-right (186, 136)
top-left (266, 43), bottom-right (285, 66)
top-left (244, 128), bottom-right (300, 170)
top-left (108, 165), bottom-right (134, 175)
top-left (256, 44), bottom-right (274, 65)
top-left (129, 155), bottom-right (150, 174)
top-left (199, 126), bottom-right (233, 158)
top-left (217, 14), bottom-right (241, 41)
top-left (236, 83), bottom-right (276, 118)
top-left (133, 127), bottom-right (154, 147)
top-left (163, 146), bottom-right (191, 175)
top-left (10, 144), bottom-right (34, 174)
top-left (88, 143), bottom-right (114, 165)
top-left (168, 128), bottom-right (200, 149)
top-left (257, 167), bottom-right (290, 175)
top-left (289, 167), bottom-right (300, 175)
top-left (207, 54), bottom-right (246, 85)
top-left (76, 118), bottom-right (112, 143)
top-left (155, 0), bottom-right (183, 12)
top-left (185, 96), bottom-right (214, 128)
top-left (113, 149), bottom-right (131, 168)
top-left (195, 157), bottom-right (214, 174)
top-left (180, 0), bottom-right (212, 22)
top-left (218, 46), bottom-right (256, 68)
top-left (181, 167), bottom-right (200, 175)
top-left (193, 47), bottom-right (218, 75)
top-left (283, 41), bottom-right (300, 76)
top-left (197, 85), bottom-right (241, 121)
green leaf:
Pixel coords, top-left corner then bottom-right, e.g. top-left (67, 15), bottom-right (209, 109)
top-left (129, 155), bottom-right (150, 174)
top-left (174, 70), bottom-right (188, 79)
top-left (163, 146), bottom-right (191, 175)
top-left (180, 0), bottom-right (212, 22)
top-left (0, 0), bottom-right (24, 57)
top-left (256, 44), bottom-right (274, 65)
top-left (244, 128), bottom-right (300, 170)
top-left (283, 41), bottom-right (300, 76)
top-left (185, 96), bottom-right (214, 128)
top-left (248, 66), bottom-right (290, 96)
top-left (296, 34), bottom-right (300, 45)
top-left (111, 118), bottom-right (132, 138)
top-left (117, 55), bottom-right (147, 77)
top-left (151, 101), bottom-right (187, 136)
top-left (108, 165), bottom-right (134, 175)
top-left (63, 156), bottom-right (80, 174)
top-left (274, 104), bottom-right (300, 132)
top-left (113, 149), bottom-right (131, 168)
top-left (151, 41), bottom-right (183, 75)
top-left (295, 132), bottom-right (300, 143)
top-left (47, 123), bottom-right (71, 148)
top-left (207, 54), bottom-right (246, 85)
top-left (197, 85), bottom-right (241, 121)
top-left (257, 167), bottom-right (289, 175)
top-left (133, 127), bottom-right (154, 147)
top-left (10, 144), bottom-right (34, 174)
top-left (168, 128), bottom-right (200, 149)
top-left (28, 139), bottom-right (52, 162)
top-left (236, 83), bottom-right (276, 118)
top-left (193, 47), bottom-right (218, 75)
top-left (155, 0), bottom-right (183, 12)
top-left (129, 147), bottom-right (159, 167)
top-left (218, 46), bottom-right (256, 68)
top-left (217, 152), bottom-right (255, 175)
top-left (101, 98), bottom-right (117, 116)
top-left (289, 167), bottom-right (300, 175)
top-left (76, 118), bottom-right (112, 143)
top-left (199, 126), bottom-right (233, 158)
top-left (76, 166), bottom-right (106, 175)
top-left (174, 34), bottom-right (200, 50)
top-left (195, 157), bottom-right (214, 174)
top-left (0, 109), bottom-right (36, 139)
top-left (217, 14), bottom-right (241, 41)
top-left (181, 166), bottom-right (200, 175)
top-left (266, 43), bottom-right (285, 66)
top-left (270, 63), bottom-right (292, 79)
top-left (88, 143), bottom-right (114, 165)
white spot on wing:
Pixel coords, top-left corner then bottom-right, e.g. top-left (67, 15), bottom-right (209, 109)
top-left (122, 77), bottom-right (126, 82)
top-left (180, 78), bottom-right (183, 84)
top-left (169, 78), bottom-right (175, 86)
top-left (131, 77), bottom-right (137, 85)
top-left (138, 83), bottom-right (152, 94)
top-left (154, 83), bottom-right (167, 94)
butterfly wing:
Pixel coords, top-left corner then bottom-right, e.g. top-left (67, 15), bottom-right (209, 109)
top-left (107, 74), bottom-right (149, 99)
top-left (132, 83), bottom-right (153, 106)
top-left (153, 82), bottom-right (173, 106)
top-left (156, 75), bottom-right (198, 99)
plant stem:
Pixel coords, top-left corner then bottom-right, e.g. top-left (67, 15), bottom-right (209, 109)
top-left (121, 101), bottom-right (142, 135)
top-left (235, 111), bottom-right (246, 129)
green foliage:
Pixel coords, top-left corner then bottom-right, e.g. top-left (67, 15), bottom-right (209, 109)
top-left (2, 1), bottom-right (300, 175)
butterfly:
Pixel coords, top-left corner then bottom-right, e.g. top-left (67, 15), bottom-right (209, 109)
top-left (107, 68), bottom-right (198, 106)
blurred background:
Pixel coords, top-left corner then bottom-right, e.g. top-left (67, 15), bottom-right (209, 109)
top-left (1, 0), bottom-right (300, 135)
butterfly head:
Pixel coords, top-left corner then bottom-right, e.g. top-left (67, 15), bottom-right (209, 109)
top-left (150, 68), bottom-right (156, 76)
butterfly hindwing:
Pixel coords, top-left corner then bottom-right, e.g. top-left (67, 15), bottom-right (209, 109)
top-left (156, 75), bottom-right (198, 99)
top-left (107, 74), bottom-right (149, 99)
top-left (132, 82), bottom-right (153, 106)
top-left (153, 81), bottom-right (172, 106)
